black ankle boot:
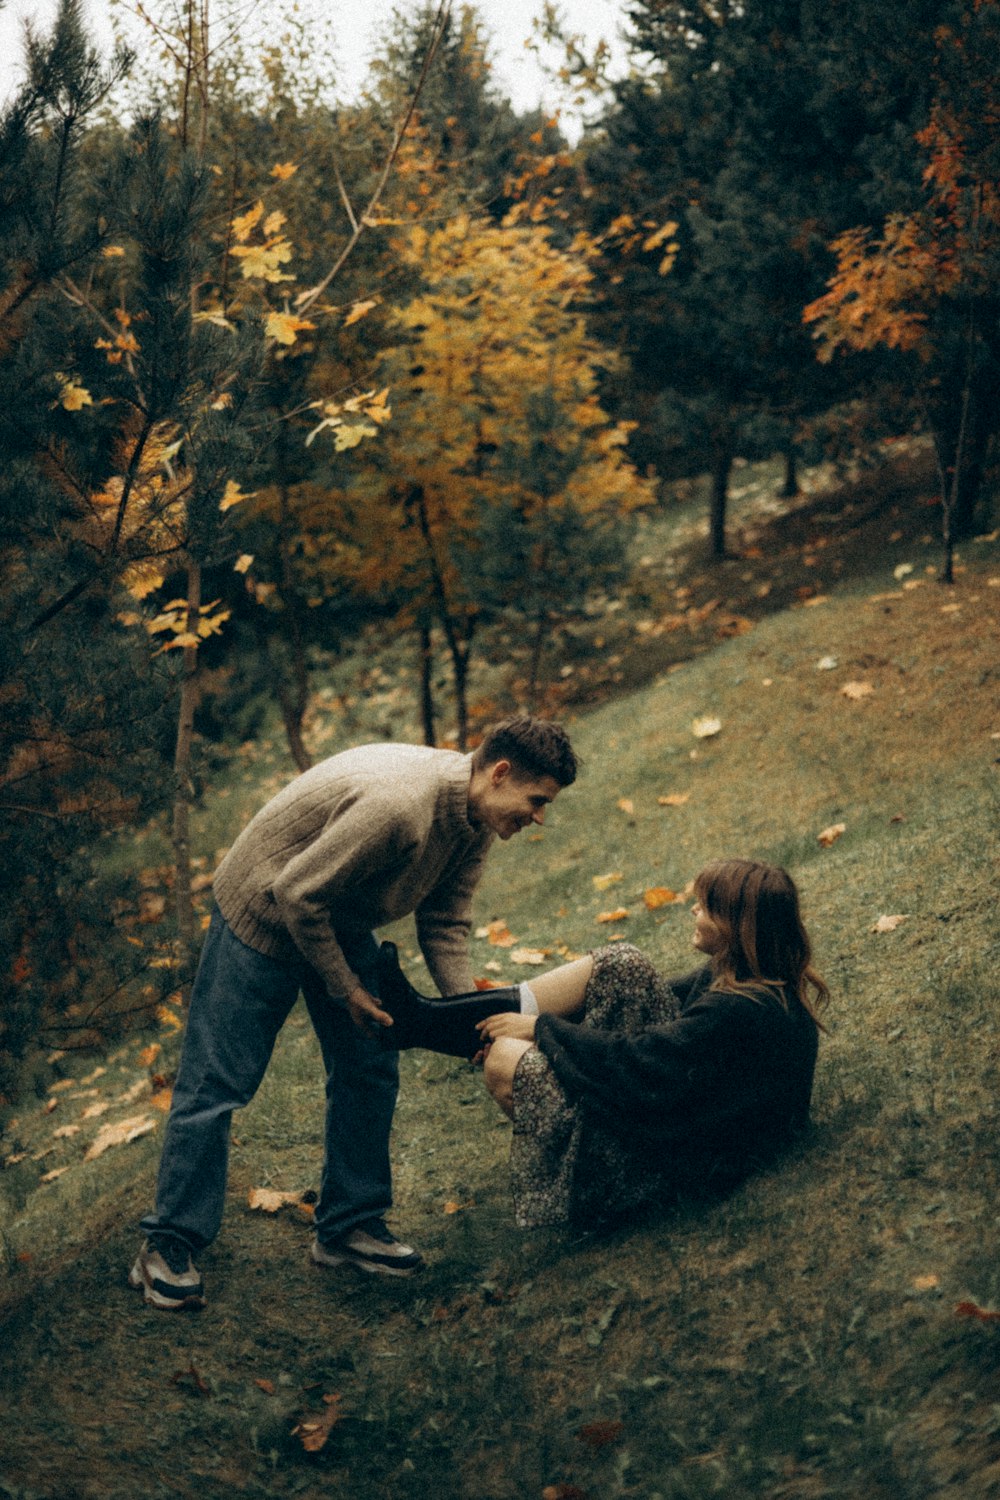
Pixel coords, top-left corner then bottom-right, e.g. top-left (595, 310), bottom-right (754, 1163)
top-left (377, 941), bottom-right (521, 1059)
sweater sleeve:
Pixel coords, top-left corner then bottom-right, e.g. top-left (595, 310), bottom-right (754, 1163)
top-left (270, 788), bottom-right (416, 997)
top-left (415, 837), bottom-right (492, 996)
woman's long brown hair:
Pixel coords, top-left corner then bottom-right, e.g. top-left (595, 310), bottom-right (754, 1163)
top-left (694, 858), bottom-right (829, 1027)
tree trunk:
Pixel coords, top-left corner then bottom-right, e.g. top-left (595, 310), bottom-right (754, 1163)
top-left (527, 611), bottom-right (547, 709)
top-left (782, 442), bottom-right (800, 498)
top-left (171, 554), bottom-right (201, 988)
top-left (709, 438), bottom-right (734, 560)
top-left (448, 630), bottom-right (472, 752)
top-left (418, 622), bottom-right (437, 746)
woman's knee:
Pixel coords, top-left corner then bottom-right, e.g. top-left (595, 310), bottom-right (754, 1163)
top-left (483, 1038), bottom-right (529, 1112)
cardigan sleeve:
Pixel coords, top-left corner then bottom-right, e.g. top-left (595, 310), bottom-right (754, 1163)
top-left (533, 983), bottom-right (815, 1149)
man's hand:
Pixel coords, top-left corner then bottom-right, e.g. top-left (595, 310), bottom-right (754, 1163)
top-left (476, 1012), bottom-right (537, 1043)
top-left (346, 985), bottom-right (393, 1035)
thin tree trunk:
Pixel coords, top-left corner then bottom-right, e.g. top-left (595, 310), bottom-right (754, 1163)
top-left (782, 442), bottom-right (799, 498)
top-left (527, 611), bottom-right (547, 709)
top-left (418, 623), bottom-right (437, 746)
top-left (710, 438), bottom-right (734, 560)
top-left (171, 554), bottom-right (201, 987)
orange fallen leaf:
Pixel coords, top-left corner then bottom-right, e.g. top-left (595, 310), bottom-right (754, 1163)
top-left (840, 680), bottom-right (874, 700)
top-left (617, 797), bottom-right (635, 816)
top-left (138, 1044), bottom-right (161, 1068)
top-left (151, 1088), bottom-right (173, 1113)
top-left (817, 822), bottom-right (846, 847)
top-left (443, 1200), bottom-right (462, 1215)
top-left (657, 793), bottom-right (690, 807)
top-left (871, 914), bottom-right (908, 934)
top-left (255, 1378), bottom-right (277, 1395)
top-left (48, 1079), bottom-right (75, 1094)
top-left (40, 1166), bottom-right (70, 1184)
top-left (484, 919), bottom-right (517, 947)
top-left (247, 1187), bottom-right (307, 1213)
top-left (643, 887), bottom-right (677, 910)
top-left (596, 908), bottom-right (629, 923)
top-left (956, 1300), bottom-right (1000, 1323)
top-left (293, 1393), bottom-right (343, 1452)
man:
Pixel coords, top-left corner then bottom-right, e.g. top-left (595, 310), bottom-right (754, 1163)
top-left (129, 716), bottom-right (577, 1310)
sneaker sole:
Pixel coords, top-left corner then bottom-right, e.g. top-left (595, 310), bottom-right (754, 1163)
top-left (310, 1245), bottom-right (422, 1279)
top-left (128, 1258), bottom-right (206, 1311)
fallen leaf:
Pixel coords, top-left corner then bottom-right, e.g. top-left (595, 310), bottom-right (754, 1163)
top-left (643, 887), bottom-right (677, 910)
top-left (443, 1201), bottom-right (462, 1215)
top-left (255, 1378), bottom-right (277, 1395)
top-left (247, 1187), bottom-right (307, 1214)
top-left (841, 681), bottom-right (875, 700)
top-left (617, 797), bottom-right (635, 816)
top-left (912, 1274), bottom-right (939, 1292)
top-left (657, 793), bottom-right (689, 807)
top-left (81, 1101), bottom-right (110, 1119)
top-left (542, 1486), bottom-right (589, 1500)
top-left (484, 919), bottom-right (517, 948)
top-left (871, 914), bottom-right (908, 933)
top-left (151, 1088), bottom-right (173, 1112)
top-left (816, 656), bottom-right (838, 671)
top-left (40, 1167), bottom-right (70, 1184)
top-left (52, 1125), bottom-right (81, 1139)
top-left (138, 1044), bottom-right (161, 1068)
top-left (817, 822), bottom-right (847, 847)
top-left (893, 562), bottom-right (914, 580)
top-left (80, 1066), bottom-right (106, 1085)
top-left (293, 1393), bottom-right (343, 1452)
top-left (48, 1079), bottom-right (75, 1094)
top-left (83, 1114), bottom-right (156, 1161)
top-left (510, 947), bottom-right (549, 965)
top-left (592, 872), bottom-right (623, 891)
top-left (691, 716), bottom-right (722, 739)
top-left (43, 1099), bottom-right (58, 1114)
top-left (596, 908), bottom-right (630, 923)
top-left (171, 1363), bottom-right (210, 1396)
top-left (577, 1419), bottom-right (625, 1450)
top-left (956, 1300), bottom-right (1000, 1323)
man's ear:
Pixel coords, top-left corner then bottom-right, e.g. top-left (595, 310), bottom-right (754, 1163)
top-left (489, 758), bottom-right (512, 786)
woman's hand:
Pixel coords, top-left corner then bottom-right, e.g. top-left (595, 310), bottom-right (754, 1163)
top-left (476, 1012), bottom-right (537, 1043)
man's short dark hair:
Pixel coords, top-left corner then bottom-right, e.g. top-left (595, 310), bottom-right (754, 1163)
top-left (472, 716), bottom-right (578, 787)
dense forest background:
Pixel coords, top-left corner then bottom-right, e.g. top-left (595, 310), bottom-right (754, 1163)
top-left (2, 0), bottom-right (998, 1105)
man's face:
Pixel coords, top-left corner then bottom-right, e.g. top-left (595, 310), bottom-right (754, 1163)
top-left (476, 761), bottom-right (562, 840)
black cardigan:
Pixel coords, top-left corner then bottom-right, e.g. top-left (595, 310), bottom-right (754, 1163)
top-left (533, 964), bottom-right (819, 1169)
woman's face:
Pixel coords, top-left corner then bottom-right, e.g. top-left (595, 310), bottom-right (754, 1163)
top-left (692, 899), bottom-right (725, 955)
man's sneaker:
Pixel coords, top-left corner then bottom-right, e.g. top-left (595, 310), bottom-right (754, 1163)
top-left (128, 1235), bottom-right (206, 1310)
top-left (311, 1219), bottom-right (424, 1278)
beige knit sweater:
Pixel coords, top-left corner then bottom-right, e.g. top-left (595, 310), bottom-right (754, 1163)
top-left (212, 744), bottom-right (493, 999)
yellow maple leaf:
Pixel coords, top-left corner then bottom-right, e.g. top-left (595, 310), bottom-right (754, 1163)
top-left (265, 310), bottom-right (315, 345)
top-left (57, 375), bottom-right (93, 411)
top-left (230, 239), bottom-right (294, 282)
top-left (231, 199), bottom-right (264, 242)
top-left (343, 298), bottom-right (378, 328)
top-left (270, 161), bottom-right (298, 180)
top-left (219, 479), bottom-right (254, 512)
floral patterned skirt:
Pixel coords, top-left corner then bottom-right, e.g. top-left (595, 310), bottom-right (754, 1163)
top-left (508, 944), bottom-right (680, 1229)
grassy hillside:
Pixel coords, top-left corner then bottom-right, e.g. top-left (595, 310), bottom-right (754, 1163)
top-left (0, 509), bottom-right (998, 1499)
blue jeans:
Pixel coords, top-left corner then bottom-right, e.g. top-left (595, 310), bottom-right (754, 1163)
top-left (140, 909), bottom-right (400, 1251)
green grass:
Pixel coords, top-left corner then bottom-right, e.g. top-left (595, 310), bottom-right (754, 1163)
top-left (0, 471), bottom-right (998, 1498)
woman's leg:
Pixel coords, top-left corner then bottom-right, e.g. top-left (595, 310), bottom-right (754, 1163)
top-left (484, 1037), bottom-right (534, 1118)
top-left (526, 955), bottom-right (594, 1018)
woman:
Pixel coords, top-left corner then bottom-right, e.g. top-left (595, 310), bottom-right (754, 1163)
top-left (378, 858), bottom-right (828, 1228)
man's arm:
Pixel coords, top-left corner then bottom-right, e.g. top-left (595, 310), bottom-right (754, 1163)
top-left (414, 837), bottom-right (492, 995)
